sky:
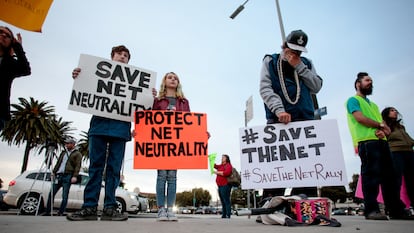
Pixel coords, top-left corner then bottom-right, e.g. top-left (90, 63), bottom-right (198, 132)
top-left (1, 0), bottom-right (414, 202)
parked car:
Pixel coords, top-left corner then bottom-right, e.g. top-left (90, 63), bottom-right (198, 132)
top-left (205, 207), bottom-right (218, 214)
top-left (194, 207), bottom-right (207, 214)
top-left (3, 170), bottom-right (139, 215)
top-left (135, 194), bottom-right (149, 212)
top-left (178, 207), bottom-right (192, 214)
top-left (0, 189), bottom-right (11, 211)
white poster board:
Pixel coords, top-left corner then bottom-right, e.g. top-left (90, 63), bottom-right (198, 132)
top-left (68, 54), bottom-right (156, 122)
top-left (239, 119), bottom-right (348, 190)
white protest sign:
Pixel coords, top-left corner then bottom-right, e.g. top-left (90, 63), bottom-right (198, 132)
top-left (239, 119), bottom-right (348, 190)
top-left (68, 54), bottom-right (157, 122)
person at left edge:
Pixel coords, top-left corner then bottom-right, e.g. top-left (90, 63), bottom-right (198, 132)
top-left (44, 138), bottom-right (82, 216)
top-left (0, 26), bottom-right (31, 131)
top-left (67, 45), bottom-right (134, 221)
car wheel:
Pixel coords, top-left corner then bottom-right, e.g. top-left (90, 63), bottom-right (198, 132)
top-left (18, 193), bottom-right (44, 215)
top-left (115, 197), bottom-right (126, 213)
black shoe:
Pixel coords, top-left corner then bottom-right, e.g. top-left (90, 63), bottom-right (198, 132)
top-left (365, 211), bottom-right (388, 220)
top-left (66, 207), bottom-right (98, 221)
top-left (390, 213), bottom-right (414, 220)
top-left (100, 207), bottom-right (128, 221)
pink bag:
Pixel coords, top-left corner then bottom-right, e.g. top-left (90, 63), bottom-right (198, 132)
top-left (355, 174), bottom-right (411, 208)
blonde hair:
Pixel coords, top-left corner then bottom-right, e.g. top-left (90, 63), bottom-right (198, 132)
top-left (158, 72), bottom-right (185, 98)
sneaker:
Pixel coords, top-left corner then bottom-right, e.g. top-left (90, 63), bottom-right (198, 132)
top-left (365, 211), bottom-right (388, 220)
top-left (66, 207), bottom-right (98, 221)
top-left (390, 209), bottom-right (414, 220)
top-left (157, 208), bottom-right (168, 221)
top-left (100, 207), bottom-right (128, 221)
top-left (167, 210), bottom-right (178, 221)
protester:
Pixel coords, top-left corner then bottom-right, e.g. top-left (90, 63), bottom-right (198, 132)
top-left (152, 72), bottom-right (190, 221)
top-left (44, 138), bottom-right (82, 216)
top-left (381, 107), bottom-right (414, 209)
top-left (259, 29), bottom-right (322, 198)
top-left (67, 45), bottom-right (133, 221)
top-left (0, 26), bottom-right (31, 131)
top-left (346, 72), bottom-right (412, 220)
top-left (214, 154), bottom-right (233, 219)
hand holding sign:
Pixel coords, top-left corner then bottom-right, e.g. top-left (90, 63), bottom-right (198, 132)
top-left (134, 110), bottom-right (208, 169)
top-left (208, 153), bottom-right (217, 175)
top-left (68, 54), bottom-right (157, 122)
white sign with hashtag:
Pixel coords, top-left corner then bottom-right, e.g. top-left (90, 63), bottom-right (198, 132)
top-left (238, 119), bottom-right (348, 189)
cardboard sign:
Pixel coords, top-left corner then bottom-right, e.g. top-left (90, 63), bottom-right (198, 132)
top-left (68, 54), bottom-right (156, 122)
top-left (134, 110), bottom-right (208, 169)
top-left (239, 119), bottom-right (348, 189)
top-left (0, 0), bottom-right (53, 32)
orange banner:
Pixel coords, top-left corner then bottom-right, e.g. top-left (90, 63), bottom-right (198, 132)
top-left (134, 110), bottom-right (208, 169)
top-left (0, 0), bottom-right (53, 32)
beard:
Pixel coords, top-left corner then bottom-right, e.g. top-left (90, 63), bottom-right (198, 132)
top-left (360, 85), bottom-right (373, 96)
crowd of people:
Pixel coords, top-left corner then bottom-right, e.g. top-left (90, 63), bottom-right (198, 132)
top-left (1, 24), bottom-right (413, 222)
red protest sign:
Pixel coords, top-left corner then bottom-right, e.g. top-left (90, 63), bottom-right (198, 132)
top-left (134, 110), bottom-right (208, 169)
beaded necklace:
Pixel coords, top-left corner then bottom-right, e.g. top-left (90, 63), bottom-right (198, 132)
top-left (277, 56), bottom-right (300, 105)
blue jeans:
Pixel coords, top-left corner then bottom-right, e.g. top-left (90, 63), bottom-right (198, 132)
top-left (392, 150), bottom-right (414, 206)
top-left (358, 140), bottom-right (405, 217)
top-left (83, 135), bottom-right (126, 209)
top-left (218, 185), bottom-right (231, 218)
top-left (156, 170), bottom-right (177, 207)
top-left (46, 173), bottom-right (72, 214)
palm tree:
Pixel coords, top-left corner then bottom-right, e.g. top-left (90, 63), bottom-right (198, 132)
top-left (1, 97), bottom-right (72, 173)
top-left (38, 116), bottom-right (74, 169)
top-left (77, 130), bottom-right (89, 161)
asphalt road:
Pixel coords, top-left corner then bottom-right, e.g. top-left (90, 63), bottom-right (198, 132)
top-left (1, 210), bottom-right (414, 233)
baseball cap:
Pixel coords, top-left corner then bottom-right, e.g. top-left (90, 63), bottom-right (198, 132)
top-left (286, 30), bottom-right (308, 52)
top-left (64, 138), bottom-right (76, 144)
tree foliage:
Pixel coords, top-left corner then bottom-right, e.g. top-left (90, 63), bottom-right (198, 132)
top-left (1, 97), bottom-right (73, 173)
top-left (176, 188), bottom-right (211, 207)
top-left (349, 173), bottom-right (363, 204)
top-left (320, 186), bottom-right (348, 203)
top-left (77, 131), bottom-right (89, 161)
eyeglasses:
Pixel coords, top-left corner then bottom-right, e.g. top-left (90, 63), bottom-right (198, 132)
top-left (0, 29), bottom-right (12, 39)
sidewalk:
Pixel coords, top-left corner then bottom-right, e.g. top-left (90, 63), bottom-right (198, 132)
top-left (1, 213), bottom-right (413, 233)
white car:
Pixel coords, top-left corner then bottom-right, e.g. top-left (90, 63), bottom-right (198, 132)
top-left (3, 169), bottom-right (139, 215)
top-left (135, 194), bottom-right (149, 212)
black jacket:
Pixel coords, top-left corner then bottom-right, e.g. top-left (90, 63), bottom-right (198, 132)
top-left (0, 42), bottom-right (31, 120)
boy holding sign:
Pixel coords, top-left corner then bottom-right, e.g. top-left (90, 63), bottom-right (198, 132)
top-left (67, 46), bottom-right (135, 221)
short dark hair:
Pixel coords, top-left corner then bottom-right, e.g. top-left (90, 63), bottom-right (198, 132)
top-left (111, 45), bottom-right (130, 60)
top-left (354, 72), bottom-right (369, 90)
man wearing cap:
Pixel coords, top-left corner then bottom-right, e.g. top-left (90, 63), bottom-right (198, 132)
top-left (260, 29), bottom-right (322, 124)
top-left (259, 30), bottom-right (322, 198)
top-left (44, 138), bottom-right (82, 216)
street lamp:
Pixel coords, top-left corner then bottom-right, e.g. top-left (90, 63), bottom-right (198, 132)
top-left (229, 0), bottom-right (249, 19)
top-left (230, 0), bottom-right (285, 43)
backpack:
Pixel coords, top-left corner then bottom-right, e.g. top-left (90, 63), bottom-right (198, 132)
top-left (227, 167), bottom-right (241, 187)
